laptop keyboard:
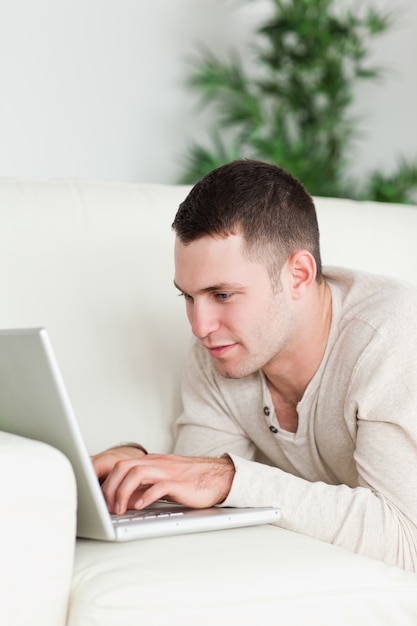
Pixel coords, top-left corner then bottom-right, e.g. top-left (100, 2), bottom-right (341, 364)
top-left (111, 507), bottom-right (185, 525)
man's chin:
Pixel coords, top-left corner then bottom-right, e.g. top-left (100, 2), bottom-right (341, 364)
top-left (213, 360), bottom-right (251, 380)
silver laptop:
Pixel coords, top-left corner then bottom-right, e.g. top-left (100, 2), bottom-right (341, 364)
top-left (0, 327), bottom-right (280, 541)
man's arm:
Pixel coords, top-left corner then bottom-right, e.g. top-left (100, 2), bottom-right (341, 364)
top-left (171, 338), bottom-right (417, 572)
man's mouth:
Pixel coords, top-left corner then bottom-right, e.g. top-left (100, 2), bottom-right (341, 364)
top-left (204, 343), bottom-right (237, 359)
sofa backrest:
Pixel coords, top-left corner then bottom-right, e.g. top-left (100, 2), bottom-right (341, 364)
top-left (0, 181), bottom-right (191, 453)
top-left (316, 195), bottom-right (417, 282)
top-left (1, 180), bottom-right (416, 453)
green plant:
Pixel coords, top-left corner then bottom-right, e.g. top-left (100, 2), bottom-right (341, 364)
top-left (180, 0), bottom-right (417, 203)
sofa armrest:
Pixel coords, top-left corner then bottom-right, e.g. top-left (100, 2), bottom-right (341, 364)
top-left (0, 432), bottom-right (77, 626)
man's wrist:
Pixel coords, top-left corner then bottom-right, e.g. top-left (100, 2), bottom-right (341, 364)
top-left (110, 442), bottom-right (148, 455)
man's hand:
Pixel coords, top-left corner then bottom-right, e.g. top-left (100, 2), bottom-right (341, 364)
top-left (95, 452), bottom-right (235, 514)
top-left (92, 445), bottom-right (147, 486)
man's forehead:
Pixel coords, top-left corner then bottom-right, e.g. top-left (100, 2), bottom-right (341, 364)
top-left (174, 234), bottom-right (271, 295)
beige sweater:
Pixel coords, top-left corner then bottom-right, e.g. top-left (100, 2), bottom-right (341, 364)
top-left (174, 267), bottom-right (417, 572)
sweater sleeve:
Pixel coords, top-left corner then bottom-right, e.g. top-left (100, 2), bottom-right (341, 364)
top-left (221, 453), bottom-right (417, 572)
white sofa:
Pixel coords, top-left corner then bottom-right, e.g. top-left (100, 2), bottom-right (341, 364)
top-left (1, 178), bottom-right (417, 626)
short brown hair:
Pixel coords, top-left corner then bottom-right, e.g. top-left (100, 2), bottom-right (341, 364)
top-left (172, 160), bottom-right (322, 286)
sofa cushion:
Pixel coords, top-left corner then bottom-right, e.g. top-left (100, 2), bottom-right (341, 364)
top-left (69, 526), bottom-right (417, 626)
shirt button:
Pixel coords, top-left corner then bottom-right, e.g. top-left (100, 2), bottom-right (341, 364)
top-left (263, 406), bottom-right (270, 416)
top-left (269, 425), bottom-right (279, 434)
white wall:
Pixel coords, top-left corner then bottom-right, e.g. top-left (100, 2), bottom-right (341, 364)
top-left (0, 0), bottom-right (416, 184)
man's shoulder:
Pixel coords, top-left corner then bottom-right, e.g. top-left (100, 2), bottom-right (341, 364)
top-left (324, 266), bottom-right (417, 336)
top-left (324, 266), bottom-right (417, 302)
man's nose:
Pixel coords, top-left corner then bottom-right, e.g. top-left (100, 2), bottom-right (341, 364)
top-left (190, 301), bottom-right (220, 339)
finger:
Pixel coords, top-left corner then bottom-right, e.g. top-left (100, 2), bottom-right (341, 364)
top-left (126, 486), bottom-right (151, 510)
top-left (112, 463), bottom-right (167, 514)
top-left (130, 481), bottom-right (176, 510)
top-left (100, 459), bottom-right (143, 512)
top-left (91, 454), bottom-right (115, 482)
top-left (103, 459), bottom-right (166, 513)
top-left (92, 447), bottom-right (147, 482)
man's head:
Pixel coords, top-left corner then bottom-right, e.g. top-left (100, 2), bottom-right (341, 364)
top-left (172, 159), bottom-right (322, 289)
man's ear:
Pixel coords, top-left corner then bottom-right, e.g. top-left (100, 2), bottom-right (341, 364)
top-left (287, 250), bottom-right (317, 298)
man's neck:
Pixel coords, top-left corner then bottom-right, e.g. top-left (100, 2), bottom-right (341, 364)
top-left (263, 280), bottom-right (333, 410)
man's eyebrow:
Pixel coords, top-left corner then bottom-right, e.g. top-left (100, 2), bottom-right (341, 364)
top-left (173, 280), bottom-right (245, 294)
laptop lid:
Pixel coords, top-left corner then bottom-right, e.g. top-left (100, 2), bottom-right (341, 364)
top-left (0, 328), bottom-right (280, 541)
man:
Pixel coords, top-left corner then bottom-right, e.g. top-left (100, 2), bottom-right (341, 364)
top-left (93, 160), bottom-right (417, 572)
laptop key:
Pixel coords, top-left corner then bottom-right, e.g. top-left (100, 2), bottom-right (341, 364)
top-left (111, 508), bottom-right (185, 524)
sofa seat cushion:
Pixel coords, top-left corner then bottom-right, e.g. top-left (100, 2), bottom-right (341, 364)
top-left (69, 525), bottom-right (417, 626)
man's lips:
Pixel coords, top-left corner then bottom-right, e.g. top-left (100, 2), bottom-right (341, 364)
top-left (204, 343), bottom-right (237, 358)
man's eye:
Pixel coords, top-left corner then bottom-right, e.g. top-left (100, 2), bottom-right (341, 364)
top-left (178, 291), bottom-right (193, 302)
top-left (216, 292), bottom-right (233, 301)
